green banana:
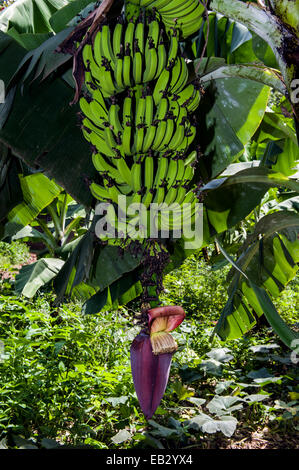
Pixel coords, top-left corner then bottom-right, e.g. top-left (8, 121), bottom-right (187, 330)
top-left (123, 91), bottom-right (133, 123)
top-left (185, 86), bottom-right (201, 112)
top-left (146, 16), bottom-right (160, 50)
top-left (155, 96), bottom-right (169, 121)
top-left (184, 150), bottom-right (197, 166)
top-left (157, 117), bottom-right (175, 152)
top-left (131, 161), bottom-right (143, 192)
top-left (100, 24), bottom-right (115, 69)
top-left (92, 89), bottom-right (108, 113)
top-left (92, 29), bottom-right (103, 68)
top-left (90, 59), bottom-right (117, 97)
top-left (115, 56), bottom-right (124, 90)
top-left (80, 97), bottom-right (106, 129)
top-left (133, 47), bottom-right (143, 84)
top-left (165, 158), bottom-right (178, 188)
top-left (176, 125), bottom-right (196, 152)
top-left (168, 120), bottom-right (186, 151)
top-left (113, 20), bottom-right (124, 57)
top-left (82, 43), bottom-right (95, 70)
top-left (153, 67), bottom-right (171, 104)
top-left (154, 186), bottom-right (165, 205)
top-left (153, 155), bottom-right (168, 190)
top-left (92, 152), bottom-right (125, 185)
top-left (160, 0), bottom-right (194, 16)
top-left (83, 71), bottom-right (100, 95)
top-left (174, 157), bottom-right (186, 183)
top-left (182, 164), bottom-right (194, 185)
top-left (152, 120), bottom-right (167, 151)
top-left (174, 186), bottom-right (187, 205)
top-left (142, 121), bottom-right (158, 153)
top-left (155, 43), bottom-right (167, 77)
top-left (104, 125), bottom-right (119, 153)
top-left (82, 117), bottom-right (106, 139)
top-left (144, 91), bottom-right (154, 127)
top-left (144, 153), bottom-right (154, 192)
top-left (167, 28), bottom-right (179, 64)
top-left (90, 181), bottom-right (112, 202)
top-left (164, 186), bottom-right (178, 205)
top-left (134, 17), bottom-right (145, 54)
top-left (123, 45), bottom-right (132, 87)
top-left (171, 57), bottom-right (188, 94)
top-left (133, 124), bottom-right (146, 153)
top-left (92, 175), bottom-right (128, 205)
top-left (135, 90), bottom-right (146, 127)
top-left (115, 157), bottom-right (133, 187)
top-left (89, 98), bottom-right (109, 125)
top-left (143, 42), bottom-right (158, 82)
top-left (124, 19), bottom-right (135, 56)
top-left (122, 120), bottom-right (133, 156)
top-left (108, 101), bottom-right (123, 136)
top-left (176, 83), bottom-right (195, 106)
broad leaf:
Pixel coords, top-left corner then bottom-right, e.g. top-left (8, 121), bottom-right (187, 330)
top-left (82, 268), bottom-right (142, 314)
top-left (200, 64), bottom-right (285, 96)
top-left (12, 225), bottom-right (55, 247)
top-left (0, 145), bottom-right (23, 223)
top-left (203, 167), bottom-right (299, 235)
top-left (4, 172), bottom-right (62, 237)
top-left (0, 0), bottom-right (69, 33)
top-left (214, 213), bottom-right (299, 344)
top-left (0, 67), bottom-right (97, 207)
top-left (53, 226), bottom-right (95, 300)
top-left (185, 412), bottom-right (238, 437)
top-left (49, 0), bottom-right (95, 33)
top-left (207, 396), bottom-right (243, 416)
top-left (15, 257), bottom-right (65, 298)
top-left (197, 78), bottom-right (270, 179)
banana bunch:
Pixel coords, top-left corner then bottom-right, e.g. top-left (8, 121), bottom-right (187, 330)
top-left (90, 149), bottom-right (199, 238)
top-left (78, 8), bottom-right (203, 241)
top-left (80, 85), bottom-right (198, 158)
top-left (128, 0), bottom-right (205, 38)
top-left (82, 12), bottom-right (201, 98)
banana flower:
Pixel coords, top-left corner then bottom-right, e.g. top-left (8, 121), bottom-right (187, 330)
top-left (130, 306), bottom-right (185, 419)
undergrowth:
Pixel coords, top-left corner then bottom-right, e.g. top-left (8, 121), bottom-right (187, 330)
top-left (0, 246), bottom-right (298, 449)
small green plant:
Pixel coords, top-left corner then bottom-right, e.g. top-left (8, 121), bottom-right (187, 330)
top-left (0, 241), bottom-right (30, 267)
top-left (12, 192), bottom-right (89, 258)
top-left (161, 255), bottom-right (230, 323)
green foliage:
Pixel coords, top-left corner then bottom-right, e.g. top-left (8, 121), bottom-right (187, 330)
top-left (0, 250), bottom-right (298, 448)
top-left (0, 280), bottom-right (298, 448)
top-left (0, 241), bottom-right (29, 266)
top-left (0, 285), bottom-right (137, 446)
top-left (161, 255), bottom-right (229, 322)
top-left (274, 278), bottom-right (299, 324)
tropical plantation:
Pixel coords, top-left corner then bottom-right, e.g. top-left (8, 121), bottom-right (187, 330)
top-left (0, 0), bottom-right (298, 451)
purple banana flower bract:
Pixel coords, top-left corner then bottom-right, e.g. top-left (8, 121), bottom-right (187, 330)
top-left (130, 332), bottom-right (173, 420)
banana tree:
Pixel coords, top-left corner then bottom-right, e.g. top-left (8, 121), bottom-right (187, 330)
top-left (0, 0), bottom-right (298, 419)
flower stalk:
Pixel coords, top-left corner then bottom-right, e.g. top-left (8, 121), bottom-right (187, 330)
top-left (130, 305), bottom-right (185, 419)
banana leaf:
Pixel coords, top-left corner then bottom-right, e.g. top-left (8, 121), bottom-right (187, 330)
top-left (214, 211), bottom-right (299, 343)
top-left (15, 257), bottom-right (65, 298)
